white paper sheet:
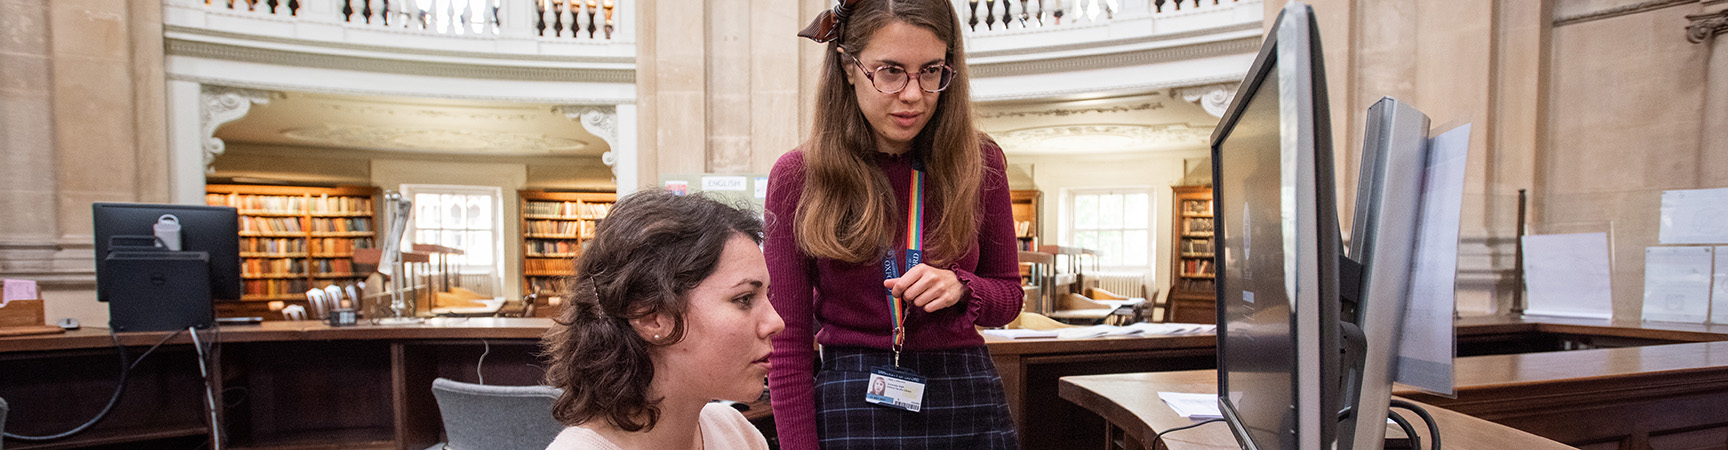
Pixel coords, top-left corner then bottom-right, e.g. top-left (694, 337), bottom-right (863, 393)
top-left (1660, 188), bottom-right (1728, 244)
top-left (1715, 247), bottom-right (1728, 324)
top-left (1396, 124), bottom-right (1468, 396)
top-left (1642, 246), bottom-right (1714, 323)
top-left (1520, 233), bottom-right (1614, 319)
top-left (1, 278), bottom-right (38, 307)
top-left (1158, 392), bottom-right (1223, 419)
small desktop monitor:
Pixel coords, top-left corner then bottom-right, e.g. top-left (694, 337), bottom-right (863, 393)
top-left (1210, 2), bottom-right (1341, 450)
top-left (93, 202), bottom-right (243, 305)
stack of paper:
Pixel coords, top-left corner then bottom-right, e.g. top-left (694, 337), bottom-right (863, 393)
top-left (980, 322), bottom-right (1216, 340)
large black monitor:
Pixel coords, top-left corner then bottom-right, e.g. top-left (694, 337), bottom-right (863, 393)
top-left (1211, 3), bottom-right (1435, 450)
top-left (93, 203), bottom-right (243, 304)
top-left (1210, 2), bottom-right (1344, 450)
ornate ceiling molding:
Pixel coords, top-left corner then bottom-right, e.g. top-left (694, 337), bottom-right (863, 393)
top-left (555, 105), bottom-right (620, 173)
top-left (280, 124), bottom-right (589, 154)
top-left (202, 85), bottom-right (281, 172)
top-left (318, 104), bottom-right (538, 121)
top-left (167, 38), bottom-right (636, 83)
top-left (995, 123), bottom-right (1214, 154)
top-left (975, 73), bottom-right (1244, 103)
top-left (1554, 0), bottom-right (1696, 27)
top-left (1687, 9), bottom-right (1728, 43)
top-left (1172, 82), bottom-right (1239, 118)
top-left (167, 73), bottom-right (627, 105)
top-left (164, 24), bottom-right (635, 64)
top-left (968, 22), bottom-right (1262, 59)
top-left (979, 102), bottom-right (1165, 119)
top-left (969, 37), bottom-right (1261, 78)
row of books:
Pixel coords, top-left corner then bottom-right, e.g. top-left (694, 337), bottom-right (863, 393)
top-left (1183, 218), bottom-right (1214, 233)
top-left (242, 237), bottom-right (306, 254)
top-left (243, 259), bottom-right (306, 276)
top-left (308, 217), bottom-right (373, 232)
top-left (311, 259), bottom-right (355, 275)
top-left (526, 277), bottom-right (567, 294)
top-left (525, 259), bottom-right (577, 273)
top-left (525, 220), bottom-right (595, 236)
top-left (525, 240), bottom-right (583, 256)
top-left (241, 216), bottom-right (306, 233)
top-left (244, 278), bottom-right (310, 297)
top-left (1176, 278), bottom-right (1215, 293)
top-left (207, 194), bottom-right (306, 213)
top-left (1180, 238), bottom-right (1215, 255)
top-left (1014, 220), bottom-right (1034, 238)
top-left (524, 200), bottom-right (611, 218)
top-left (206, 193), bottom-right (374, 214)
top-left (310, 237), bottom-right (374, 254)
top-left (1180, 259), bottom-right (1215, 276)
top-left (1181, 199), bottom-right (1213, 215)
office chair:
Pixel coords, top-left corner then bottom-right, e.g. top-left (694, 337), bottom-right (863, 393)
top-left (429, 378), bottom-right (565, 450)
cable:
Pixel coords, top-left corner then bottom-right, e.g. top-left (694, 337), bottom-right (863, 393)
top-left (189, 327), bottom-right (222, 450)
top-left (4, 328), bottom-right (185, 441)
top-left (1388, 410), bottom-right (1421, 450)
top-left (1152, 418), bottom-right (1225, 446)
top-left (1389, 399), bottom-right (1441, 450)
top-left (476, 338), bottom-right (491, 385)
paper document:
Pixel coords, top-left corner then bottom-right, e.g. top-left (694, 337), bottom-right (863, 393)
top-left (980, 329), bottom-right (1059, 339)
top-left (1715, 247), bottom-right (1728, 324)
top-left (1643, 246), bottom-right (1713, 323)
top-left (1158, 392), bottom-right (1223, 419)
top-left (2, 279), bottom-right (38, 307)
top-left (1395, 123), bottom-right (1468, 396)
top-left (1521, 233), bottom-right (1614, 319)
top-left (1660, 188), bottom-right (1728, 244)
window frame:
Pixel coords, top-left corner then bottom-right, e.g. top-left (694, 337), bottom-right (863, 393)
top-left (1058, 186), bottom-right (1158, 272)
top-left (399, 184), bottom-right (506, 284)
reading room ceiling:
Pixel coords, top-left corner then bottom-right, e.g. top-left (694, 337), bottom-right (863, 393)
top-left (214, 91), bottom-right (606, 157)
top-left (977, 89), bottom-right (1225, 156)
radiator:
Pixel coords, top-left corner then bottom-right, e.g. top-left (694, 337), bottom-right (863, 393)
top-left (454, 273), bottom-right (500, 297)
top-left (1091, 272), bottom-right (1148, 298)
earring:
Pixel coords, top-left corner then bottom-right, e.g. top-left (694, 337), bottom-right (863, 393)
top-left (653, 334), bottom-right (661, 340)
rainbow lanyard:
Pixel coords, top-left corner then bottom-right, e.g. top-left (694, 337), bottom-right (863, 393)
top-left (881, 161), bottom-right (925, 368)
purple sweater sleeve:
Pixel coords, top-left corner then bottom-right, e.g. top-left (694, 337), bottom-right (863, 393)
top-left (763, 151), bottom-right (821, 450)
top-left (954, 141), bottom-right (1024, 328)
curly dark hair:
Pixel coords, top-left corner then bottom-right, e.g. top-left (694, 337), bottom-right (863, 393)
top-left (540, 189), bottom-right (764, 432)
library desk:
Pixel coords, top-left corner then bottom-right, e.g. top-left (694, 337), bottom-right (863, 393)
top-left (1059, 370), bottom-right (1575, 450)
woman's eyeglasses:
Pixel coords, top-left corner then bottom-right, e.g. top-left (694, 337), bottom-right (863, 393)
top-left (848, 54), bottom-right (956, 94)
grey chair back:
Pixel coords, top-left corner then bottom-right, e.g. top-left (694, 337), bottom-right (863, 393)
top-left (430, 378), bottom-right (564, 450)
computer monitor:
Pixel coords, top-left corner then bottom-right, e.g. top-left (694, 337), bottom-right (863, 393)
top-left (1210, 2), bottom-right (1342, 450)
top-left (1211, 3), bottom-right (1436, 450)
top-left (93, 202), bottom-right (242, 303)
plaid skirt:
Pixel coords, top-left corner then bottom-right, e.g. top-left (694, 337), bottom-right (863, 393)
top-left (814, 346), bottom-right (1019, 450)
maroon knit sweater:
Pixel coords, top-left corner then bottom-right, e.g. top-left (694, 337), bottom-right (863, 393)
top-left (763, 143), bottom-right (1025, 450)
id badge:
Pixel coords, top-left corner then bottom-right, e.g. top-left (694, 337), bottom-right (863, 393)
top-left (864, 365), bottom-right (927, 412)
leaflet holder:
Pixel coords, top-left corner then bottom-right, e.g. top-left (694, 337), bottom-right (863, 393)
top-left (104, 235), bottom-right (214, 332)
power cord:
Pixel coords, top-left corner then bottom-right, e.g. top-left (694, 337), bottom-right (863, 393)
top-left (3, 328), bottom-right (184, 441)
top-left (476, 338), bottom-right (491, 385)
top-left (189, 326), bottom-right (222, 450)
top-left (1389, 399), bottom-right (1441, 450)
top-left (1388, 410), bottom-right (1421, 450)
top-left (1152, 418), bottom-right (1225, 446)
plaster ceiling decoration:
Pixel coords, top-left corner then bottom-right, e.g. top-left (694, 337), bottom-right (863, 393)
top-left (282, 124), bottom-right (587, 154)
top-left (995, 123), bottom-right (1213, 155)
top-left (978, 102), bottom-right (1165, 119)
top-left (214, 91), bottom-right (609, 158)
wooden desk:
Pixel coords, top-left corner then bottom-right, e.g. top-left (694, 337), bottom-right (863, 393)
top-left (1060, 370), bottom-right (1576, 450)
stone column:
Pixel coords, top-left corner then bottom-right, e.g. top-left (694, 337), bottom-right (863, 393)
top-left (1688, 1), bottom-right (1728, 186)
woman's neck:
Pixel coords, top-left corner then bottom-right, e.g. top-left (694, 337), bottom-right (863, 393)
top-left (876, 139), bottom-right (912, 155)
top-left (586, 395), bottom-right (707, 450)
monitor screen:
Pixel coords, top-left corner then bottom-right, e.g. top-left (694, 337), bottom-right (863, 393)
top-left (1214, 59), bottom-right (1297, 450)
top-left (93, 203), bottom-right (242, 302)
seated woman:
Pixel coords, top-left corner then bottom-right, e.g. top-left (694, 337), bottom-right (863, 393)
top-left (541, 190), bottom-right (782, 450)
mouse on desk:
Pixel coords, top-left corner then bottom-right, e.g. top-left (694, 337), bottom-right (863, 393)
top-left (57, 317), bottom-right (80, 330)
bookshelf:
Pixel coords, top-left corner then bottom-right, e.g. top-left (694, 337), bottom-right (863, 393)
top-left (1167, 185), bottom-right (1215, 323)
top-left (1010, 190), bottom-right (1041, 251)
top-left (206, 184), bottom-right (379, 318)
top-left (518, 190), bottom-right (615, 299)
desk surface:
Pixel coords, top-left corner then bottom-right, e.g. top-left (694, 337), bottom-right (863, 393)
top-left (1060, 370), bottom-right (1577, 450)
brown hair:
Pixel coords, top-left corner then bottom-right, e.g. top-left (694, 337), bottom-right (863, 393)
top-left (540, 190), bottom-right (764, 432)
top-left (796, 0), bottom-right (983, 265)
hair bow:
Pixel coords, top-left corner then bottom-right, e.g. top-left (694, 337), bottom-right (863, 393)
top-left (798, 0), bottom-right (862, 43)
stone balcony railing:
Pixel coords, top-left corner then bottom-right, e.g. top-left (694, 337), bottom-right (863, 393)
top-left (164, 0), bottom-right (636, 63)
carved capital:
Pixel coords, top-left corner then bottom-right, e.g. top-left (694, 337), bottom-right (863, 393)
top-left (554, 105), bottom-right (620, 175)
top-left (200, 86), bottom-right (279, 172)
top-left (1173, 83), bottom-right (1239, 118)
top-left (1686, 10), bottom-right (1728, 44)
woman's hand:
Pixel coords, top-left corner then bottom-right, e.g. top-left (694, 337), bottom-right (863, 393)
top-left (883, 264), bottom-right (970, 312)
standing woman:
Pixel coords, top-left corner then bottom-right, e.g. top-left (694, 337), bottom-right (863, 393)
top-left (765, 1), bottom-right (1024, 449)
